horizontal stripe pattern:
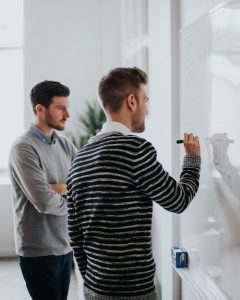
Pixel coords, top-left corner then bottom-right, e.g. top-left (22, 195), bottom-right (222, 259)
top-left (67, 133), bottom-right (200, 298)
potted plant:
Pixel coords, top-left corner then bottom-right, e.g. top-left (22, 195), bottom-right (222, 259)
top-left (65, 101), bottom-right (106, 149)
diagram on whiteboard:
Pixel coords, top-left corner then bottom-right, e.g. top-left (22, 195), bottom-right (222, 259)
top-left (209, 133), bottom-right (240, 200)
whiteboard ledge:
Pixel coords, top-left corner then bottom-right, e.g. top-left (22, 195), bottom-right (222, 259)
top-left (173, 264), bottom-right (231, 300)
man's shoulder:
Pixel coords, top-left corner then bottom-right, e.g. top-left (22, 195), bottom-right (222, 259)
top-left (85, 132), bottom-right (153, 152)
top-left (57, 133), bottom-right (72, 144)
top-left (112, 133), bottom-right (153, 148)
top-left (11, 131), bottom-right (35, 149)
top-left (9, 132), bottom-right (38, 163)
top-left (126, 134), bottom-right (149, 144)
top-left (92, 132), bottom-right (147, 143)
top-left (57, 134), bottom-right (77, 152)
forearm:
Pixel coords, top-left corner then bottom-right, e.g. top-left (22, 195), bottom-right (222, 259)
top-left (10, 145), bottom-right (67, 216)
top-left (50, 183), bottom-right (67, 195)
top-left (72, 245), bottom-right (87, 278)
top-left (134, 142), bottom-right (201, 213)
top-left (68, 198), bottom-right (87, 277)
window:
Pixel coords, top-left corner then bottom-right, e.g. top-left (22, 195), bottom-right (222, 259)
top-left (122, 0), bottom-right (149, 72)
top-left (0, 0), bottom-right (23, 171)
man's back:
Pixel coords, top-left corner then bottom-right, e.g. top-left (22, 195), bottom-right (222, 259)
top-left (67, 132), bottom-right (200, 298)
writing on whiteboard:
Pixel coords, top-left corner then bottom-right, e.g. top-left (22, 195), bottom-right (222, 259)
top-left (209, 133), bottom-right (240, 200)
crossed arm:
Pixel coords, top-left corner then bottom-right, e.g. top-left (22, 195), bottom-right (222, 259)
top-left (50, 183), bottom-right (67, 196)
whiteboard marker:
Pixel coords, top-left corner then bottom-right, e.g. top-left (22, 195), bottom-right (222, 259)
top-left (176, 139), bottom-right (184, 144)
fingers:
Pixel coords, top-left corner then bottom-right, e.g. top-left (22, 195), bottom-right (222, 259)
top-left (194, 136), bottom-right (200, 145)
top-left (183, 132), bottom-right (200, 156)
top-left (184, 133), bottom-right (199, 143)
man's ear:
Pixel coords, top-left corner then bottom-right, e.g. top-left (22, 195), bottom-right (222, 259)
top-left (126, 94), bottom-right (136, 111)
top-left (35, 104), bottom-right (45, 114)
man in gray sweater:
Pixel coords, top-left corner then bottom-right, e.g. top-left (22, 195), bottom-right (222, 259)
top-left (9, 81), bottom-right (77, 300)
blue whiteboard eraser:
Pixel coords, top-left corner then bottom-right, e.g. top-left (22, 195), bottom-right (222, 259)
top-left (171, 246), bottom-right (188, 268)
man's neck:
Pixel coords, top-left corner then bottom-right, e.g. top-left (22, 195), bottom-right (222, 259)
top-left (107, 115), bottom-right (132, 131)
top-left (34, 122), bottom-right (54, 139)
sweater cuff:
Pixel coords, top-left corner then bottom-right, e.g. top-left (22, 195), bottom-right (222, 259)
top-left (183, 155), bottom-right (201, 168)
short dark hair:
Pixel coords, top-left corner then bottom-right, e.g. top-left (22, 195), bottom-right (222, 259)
top-left (98, 67), bottom-right (148, 113)
top-left (30, 80), bottom-right (70, 114)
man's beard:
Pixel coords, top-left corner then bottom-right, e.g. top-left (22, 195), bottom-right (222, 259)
top-left (48, 123), bottom-right (65, 131)
top-left (45, 113), bottom-right (66, 131)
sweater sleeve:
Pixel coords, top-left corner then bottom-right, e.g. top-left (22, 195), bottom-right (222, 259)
top-left (9, 142), bottom-right (67, 216)
top-left (133, 140), bottom-right (201, 213)
top-left (67, 182), bottom-right (87, 277)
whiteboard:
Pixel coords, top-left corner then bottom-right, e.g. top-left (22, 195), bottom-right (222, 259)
top-left (180, 1), bottom-right (240, 299)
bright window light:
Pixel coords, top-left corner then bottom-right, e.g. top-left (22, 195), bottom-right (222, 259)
top-left (0, 0), bottom-right (23, 171)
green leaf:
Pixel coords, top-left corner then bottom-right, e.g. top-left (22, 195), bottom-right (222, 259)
top-left (64, 101), bottom-right (106, 149)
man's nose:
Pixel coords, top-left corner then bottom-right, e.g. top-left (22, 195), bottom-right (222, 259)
top-left (65, 109), bottom-right (70, 118)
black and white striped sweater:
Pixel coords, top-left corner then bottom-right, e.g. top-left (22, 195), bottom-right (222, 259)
top-left (67, 132), bottom-right (201, 299)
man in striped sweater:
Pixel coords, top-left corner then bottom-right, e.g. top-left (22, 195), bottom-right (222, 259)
top-left (67, 67), bottom-right (201, 300)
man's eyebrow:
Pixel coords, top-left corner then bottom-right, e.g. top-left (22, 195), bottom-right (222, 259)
top-left (56, 104), bottom-right (68, 108)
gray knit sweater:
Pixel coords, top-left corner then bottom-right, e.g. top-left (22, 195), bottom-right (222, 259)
top-left (9, 127), bottom-right (77, 257)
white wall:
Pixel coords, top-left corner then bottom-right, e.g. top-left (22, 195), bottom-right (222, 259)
top-left (136, 0), bottom-right (181, 299)
top-left (146, 0), bottom-right (173, 297)
top-left (0, 0), bottom-right (121, 258)
top-left (0, 184), bottom-right (15, 256)
top-left (24, 0), bottom-right (121, 130)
